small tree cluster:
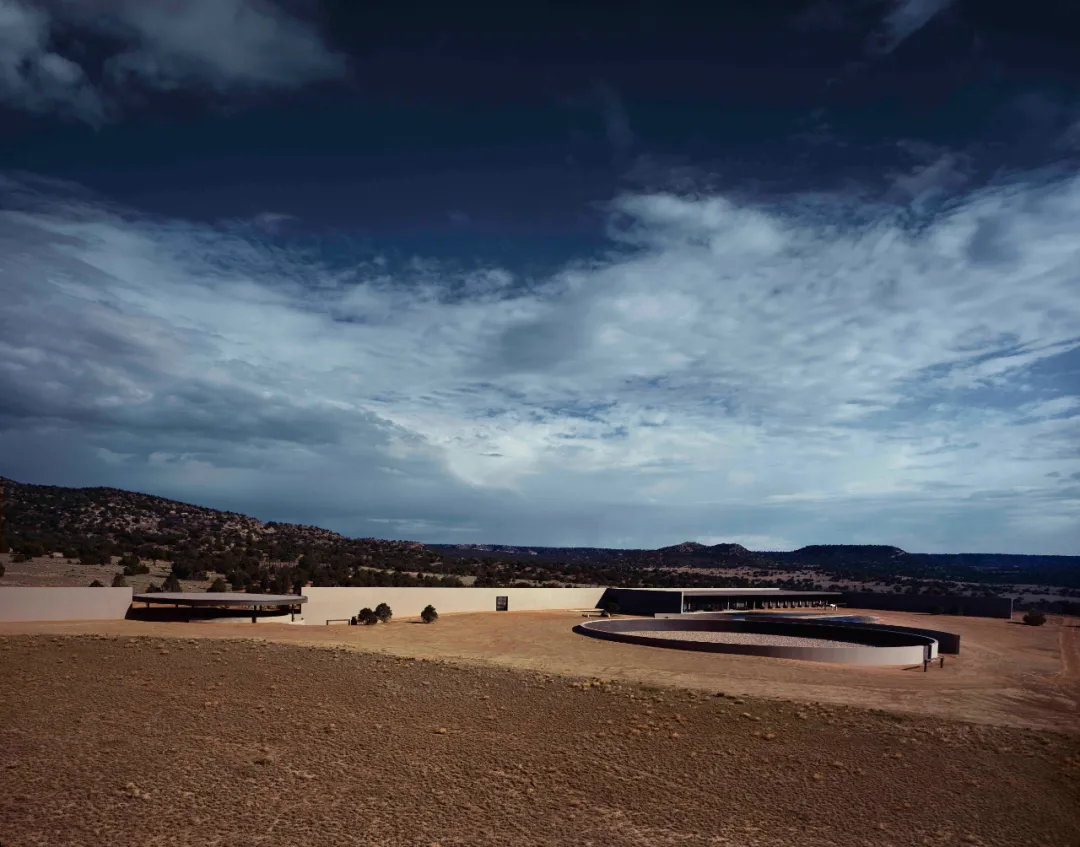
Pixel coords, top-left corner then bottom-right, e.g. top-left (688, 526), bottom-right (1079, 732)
top-left (1022, 611), bottom-right (1047, 626)
top-left (206, 578), bottom-right (228, 592)
top-left (357, 607), bottom-right (379, 625)
top-left (374, 602), bottom-right (393, 624)
top-left (421, 604), bottom-right (438, 624)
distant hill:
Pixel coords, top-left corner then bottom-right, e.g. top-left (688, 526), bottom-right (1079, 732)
top-left (0, 476), bottom-right (456, 592)
top-left (431, 539), bottom-right (771, 570)
top-left (2, 475), bottom-right (1078, 592)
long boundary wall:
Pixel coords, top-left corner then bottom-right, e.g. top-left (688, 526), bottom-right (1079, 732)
top-left (0, 587), bottom-right (133, 622)
top-left (575, 618), bottom-right (938, 666)
top-left (842, 591), bottom-right (1012, 619)
top-left (304, 587), bottom-right (606, 623)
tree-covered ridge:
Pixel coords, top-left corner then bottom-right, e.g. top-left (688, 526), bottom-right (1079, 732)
top-left (1, 476), bottom-right (1077, 599)
top-left (0, 476), bottom-right (459, 592)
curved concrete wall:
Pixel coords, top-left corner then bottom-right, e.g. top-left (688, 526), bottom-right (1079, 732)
top-left (0, 587), bottom-right (133, 622)
top-left (575, 618), bottom-right (937, 666)
top-left (663, 612), bottom-right (961, 655)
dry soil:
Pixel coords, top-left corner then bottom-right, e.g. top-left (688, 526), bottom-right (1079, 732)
top-left (1, 633), bottom-right (1080, 847)
top-left (2, 609), bottom-right (1080, 847)
top-left (6, 608), bottom-right (1073, 731)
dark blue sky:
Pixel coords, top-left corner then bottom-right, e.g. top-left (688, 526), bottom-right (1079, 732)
top-left (5, 1), bottom-right (1078, 248)
top-left (1, 0), bottom-right (1078, 553)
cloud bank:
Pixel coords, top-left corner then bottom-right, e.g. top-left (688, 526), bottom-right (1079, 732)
top-left (0, 0), bottom-right (344, 122)
top-left (1, 170), bottom-right (1077, 553)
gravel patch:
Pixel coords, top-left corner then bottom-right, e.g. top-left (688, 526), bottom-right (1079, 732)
top-left (639, 631), bottom-right (863, 648)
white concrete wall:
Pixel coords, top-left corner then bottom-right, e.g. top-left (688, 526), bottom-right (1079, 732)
top-left (303, 587), bottom-right (607, 623)
top-left (0, 587), bottom-right (133, 622)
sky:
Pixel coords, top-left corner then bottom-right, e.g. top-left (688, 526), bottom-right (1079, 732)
top-left (1, 0), bottom-right (1078, 554)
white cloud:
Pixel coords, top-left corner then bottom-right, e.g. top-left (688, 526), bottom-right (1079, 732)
top-left (249, 212), bottom-right (297, 234)
top-left (0, 0), bottom-right (343, 122)
top-left (888, 151), bottom-right (969, 204)
top-left (870, 0), bottom-right (955, 55)
top-left (96, 0), bottom-right (345, 91)
top-left (1, 170), bottom-right (1079, 553)
top-left (1019, 396), bottom-right (1080, 420)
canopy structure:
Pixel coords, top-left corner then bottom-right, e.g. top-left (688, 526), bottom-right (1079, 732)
top-left (602, 587), bottom-right (843, 616)
top-left (133, 592), bottom-right (306, 622)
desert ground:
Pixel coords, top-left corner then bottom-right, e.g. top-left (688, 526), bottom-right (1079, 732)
top-left (1, 611), bottom-right (1078, 846)
top-left (6, 608), bottom-right (1077, 731)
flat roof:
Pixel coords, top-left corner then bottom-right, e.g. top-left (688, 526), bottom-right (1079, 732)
top-left (619, 588), bottom-right (841, 597)
top-left (133, 592), bottom-right (306, 607)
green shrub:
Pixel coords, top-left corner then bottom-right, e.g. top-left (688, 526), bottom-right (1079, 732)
top-left (374, 602), bottom-right (393, 624)
top-left (206, 578), bottom-right (228, 592)
top-left (161, 575), bottom-right (182, 592)
top-left (603, 600), bottom-right (620, 616)
top-left (357, 607), bottom-right (379, 626)
top-left (421, 604), bottom-right (438, 624)
top-left (0, 562), bottom-right (5, 578)
top-left (121, 553), bottom-right (151, 576)
top-left (111, 573), bottom-right (128, 588)
top-left (1022, 611), bottom-right (1047, 626)
top-left (928, 605), bottom-right (944, 615)
top-left (89, 579), bottom-right (104, 587)
top-left (170, 562), bottom-right (193, 580)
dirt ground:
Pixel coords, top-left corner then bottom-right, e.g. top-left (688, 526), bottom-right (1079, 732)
top-left (4, 609), bottom-right (1077, 733)
top-left (1, 633), bottom-right (1079, 847)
